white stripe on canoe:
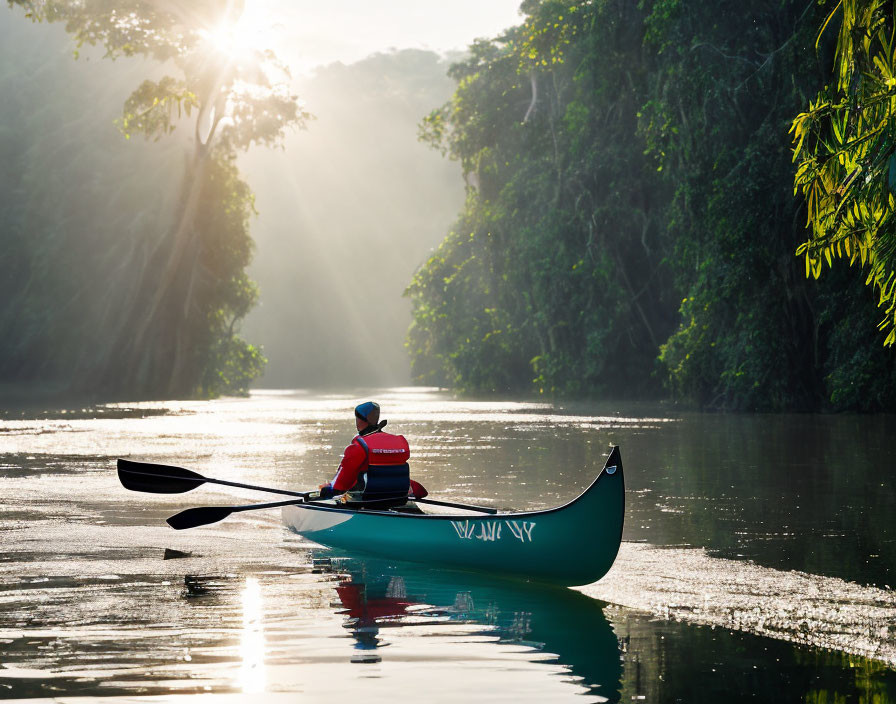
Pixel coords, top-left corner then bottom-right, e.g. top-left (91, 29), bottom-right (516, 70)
top-left (282, 505), bottom-right (354, 533)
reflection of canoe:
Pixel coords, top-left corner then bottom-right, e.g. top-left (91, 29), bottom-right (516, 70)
top-left (323, 553), bottom-right (623, 699)
top-left (283, 446), bottom-right (624, 586)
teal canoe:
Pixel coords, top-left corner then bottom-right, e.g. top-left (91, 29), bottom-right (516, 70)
top-left (283, 446), bottom-right (624, 586)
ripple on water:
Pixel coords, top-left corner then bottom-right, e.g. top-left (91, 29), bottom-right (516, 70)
top-left (581, 543), bottom-right (896, 666)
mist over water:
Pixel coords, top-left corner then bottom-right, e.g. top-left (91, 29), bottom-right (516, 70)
top-left (240, 51), bottom-right (464, 388)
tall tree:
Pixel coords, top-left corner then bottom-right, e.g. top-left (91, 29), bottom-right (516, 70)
top-left (642, 0), bottom-right (833, 410)
top-left (8, 0), bottom-right (307, 397)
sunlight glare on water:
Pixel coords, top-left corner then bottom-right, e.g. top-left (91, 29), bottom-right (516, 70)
top-left (237, 577), bottom-right (266, 693)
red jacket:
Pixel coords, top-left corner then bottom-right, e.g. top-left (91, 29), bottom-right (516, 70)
top-left (329, 431), bottom-right (410, 492)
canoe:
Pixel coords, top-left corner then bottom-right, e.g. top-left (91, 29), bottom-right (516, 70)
top-left (283, 445), bottom-right (624, 586)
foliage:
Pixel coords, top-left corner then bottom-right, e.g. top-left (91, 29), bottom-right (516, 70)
top-left (409, 0), bottom-right (676, 396)
top-left (651, 0), bottom-right (896, 410)
top-left (410, 0), bottom-right (896, 409)
top-left (643, 0), bottom-right (834, 410)
top-left (816, 266), bottom-right (896, 409)
top-left (791, 0), bottom-right (896, 345)
top-left (193, 149), bottom-right (267, 396)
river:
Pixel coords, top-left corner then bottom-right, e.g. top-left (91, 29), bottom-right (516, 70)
top-left (1, 388), bottom-right (895, 702)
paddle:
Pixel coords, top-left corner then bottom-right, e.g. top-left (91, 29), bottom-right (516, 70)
top-left (166, 492), bottom-right (417, 530)
top-left (167, 491), bottom-right (498, 530)
top-left (166, 497), bottom-right (311, 530)
top-left (121, 458), bottom-right (498, 522)
top-left (117, 459), bottom-right (309, 498)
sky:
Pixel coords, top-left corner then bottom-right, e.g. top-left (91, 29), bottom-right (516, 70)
top-left (244, 0), bottom-right (523, 75)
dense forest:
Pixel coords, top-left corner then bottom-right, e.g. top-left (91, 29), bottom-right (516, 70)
top-left (408, 0), bottom-right (896, 411)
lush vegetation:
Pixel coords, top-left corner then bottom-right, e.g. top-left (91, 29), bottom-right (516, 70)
top-left (408, 0), bottom-right (896, 410)
top-left (1, 1), bottom-right (304, 399)
top-left (411, 1), bottom-right (673, 398)
top-left (792, 0), bottom-right (896, 346)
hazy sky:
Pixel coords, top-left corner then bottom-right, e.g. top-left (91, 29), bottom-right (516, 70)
top-left (246, 0), bottom-right (523, 74)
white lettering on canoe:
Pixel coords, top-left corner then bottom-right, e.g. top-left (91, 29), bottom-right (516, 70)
top-left (504, 520), bottom-right (536, 543)
top-left (451, 520), bottom-right (476, 539)
top-left (476, 521), bottom-right (501, 542)
top-left (450, 519), bottom-right (534, 543)
top-left (523, 522), bottom-right (535, 541)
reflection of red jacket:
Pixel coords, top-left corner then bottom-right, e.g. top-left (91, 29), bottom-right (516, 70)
top-left (336, 582), bottom-right (413, 621)
top-left (329, 431), bottom-right (410, 492)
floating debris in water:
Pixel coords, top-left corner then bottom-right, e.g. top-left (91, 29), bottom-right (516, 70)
top-left (350, 652), bottom-right (381, 664)
top-left (181, 574), bottom-right (231, 598)
top-left (312, 557), bottom-right (332, 573)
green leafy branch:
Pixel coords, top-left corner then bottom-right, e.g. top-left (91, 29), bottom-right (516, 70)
top-left (791, 0), bottom-right (896, 344)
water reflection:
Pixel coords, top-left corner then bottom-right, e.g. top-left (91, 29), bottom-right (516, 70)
top-left (318, 552), bottom-right (623, 700)
top-left (612, 609), bottom-right (896, 702)
top-left (238, 576), bottom-right (266, 693)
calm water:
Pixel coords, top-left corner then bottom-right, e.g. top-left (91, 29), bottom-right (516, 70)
top-left (1, 388), bottom-right (895, 702)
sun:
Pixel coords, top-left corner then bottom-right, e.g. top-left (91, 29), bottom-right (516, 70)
top-left (198, 5), bottom-right (278, 65)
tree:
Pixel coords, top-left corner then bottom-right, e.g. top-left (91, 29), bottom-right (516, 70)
top-left (9, 0), bottom-right (308, 396)
top-left (410, 0), bottom-right (675, 396)
top-left (642, 0), bottom-right (836, 410)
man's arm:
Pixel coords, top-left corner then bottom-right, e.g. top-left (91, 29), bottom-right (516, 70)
top-left (321, 442), bottom-right (367, 495)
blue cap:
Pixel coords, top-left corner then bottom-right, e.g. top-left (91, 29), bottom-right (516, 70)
top-left (354, 401), bottom-right (380, 425)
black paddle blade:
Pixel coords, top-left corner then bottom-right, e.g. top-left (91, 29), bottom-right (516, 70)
top-left (166, 506), bottom-right (234, 530)
top-left (117, 459), bottom-right (207, 494)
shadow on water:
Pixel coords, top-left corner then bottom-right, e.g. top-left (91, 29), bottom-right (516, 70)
top-left (315, 551), bottom-right (624, 701)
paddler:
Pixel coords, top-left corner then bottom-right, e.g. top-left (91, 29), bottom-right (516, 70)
top-left (318, 401), bottom-right (411, 502)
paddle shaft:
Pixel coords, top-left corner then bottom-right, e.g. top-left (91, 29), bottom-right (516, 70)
top-left (190, 475), bottom-right (309, 498)
top-left (412, 497), bottom-right (498, 514)
top-left (229, 497), bottom-right (309, 512)
top-left (167, 497), bottom-right (322, 530)
top-left (167, 495), bottom-right (405, 530)
top-left (133, 469), bottom-right (493, 513)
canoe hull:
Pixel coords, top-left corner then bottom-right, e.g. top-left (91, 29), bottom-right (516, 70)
top-left (283, 446), bottom-right (625, 586)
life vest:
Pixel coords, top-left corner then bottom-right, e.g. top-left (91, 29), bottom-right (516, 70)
top-left (351, 431), bottom-right (410, 503)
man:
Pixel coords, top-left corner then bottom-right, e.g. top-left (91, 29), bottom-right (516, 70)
top-left (318, 401), bottom-right (410, 503)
